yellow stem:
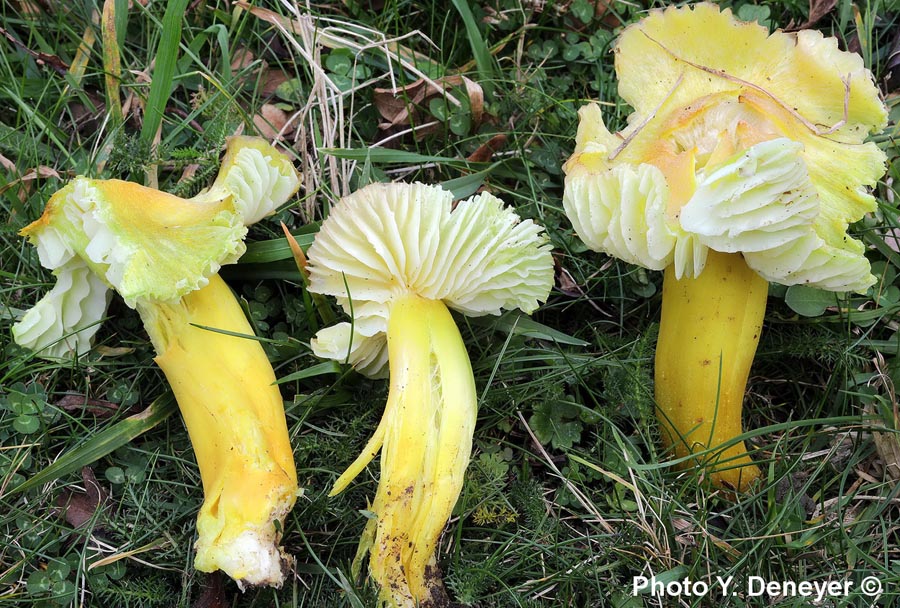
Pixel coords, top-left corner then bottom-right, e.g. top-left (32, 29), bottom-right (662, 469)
top-left (138, 274), bottom-right (298, 588)
top-left (655, 251), bottom-right (765, 492)
top-left (348, 293), bottom-right (477, 608)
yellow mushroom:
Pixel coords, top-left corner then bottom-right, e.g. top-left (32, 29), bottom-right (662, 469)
top-left (13, 136), bottom-right (302, 587)
top-left (562, 3), bottom-right (888, 491)
top-left (306, 182), bottom-right (554, 607)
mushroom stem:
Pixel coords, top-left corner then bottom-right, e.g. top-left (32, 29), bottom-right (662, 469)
top-left (138, 274), bottom-right (298, 588)
top-left (344, 293), bottom-right (476, 607)
top-left (655, 250), bottom-right (766, 491)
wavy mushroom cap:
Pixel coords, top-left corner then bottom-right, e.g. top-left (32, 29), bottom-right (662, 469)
top-left (11, 259), bottom-right (112, 358)
top-left (563, 2), bottom-right (887, 293)
top-left (13, 137), bottom-right (301, 358)
top-left (200, 136), bottom-right (301, 225)
top-left (307, 182), bottom-right (554, 377)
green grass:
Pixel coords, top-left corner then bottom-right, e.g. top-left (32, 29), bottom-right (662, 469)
top-left (2, 0), bottom-right (900, 606)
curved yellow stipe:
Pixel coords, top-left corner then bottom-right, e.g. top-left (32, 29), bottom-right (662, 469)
top-left (142, 275), bottom-right (298, 588)
top-left (346, 293), bottom-right (476, 608)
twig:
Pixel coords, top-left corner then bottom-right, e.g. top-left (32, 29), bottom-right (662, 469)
top-left (609, 72), bottom-right (684, 161)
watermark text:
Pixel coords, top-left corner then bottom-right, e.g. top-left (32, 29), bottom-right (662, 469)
top-left (632, 575), bottom-right (883, 601)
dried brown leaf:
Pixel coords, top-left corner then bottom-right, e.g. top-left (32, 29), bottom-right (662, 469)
top-left (101, 0), bottom-right (123, 126)
top-left (30, 166), bottom-right (62, 180)
top-left (68, 96), bottom-right (106, 136)
top-left (280, 222), bottom-right (309, 278)
top-left (57, 394), bottom-right (121, 418)
top-left (878, 226), bottom-right (900, 254)
top-left (67, 10), bottom-right (98, 89)
top-left (709, 534), bottom-right (741, 559)
top-left (95, 345), bottom-right (136, 357)
top-left (798, 0), bottom-right (837, 29)
top-left (671, 518), bottom-right (694, 533)
top-left (885, 28), bottom-right (900, 94)
top-left (0, 154), bottom-right (15, 172)
top-left (461, 76), bottom-right (484, 125)
top-left (230, 46), bottom-right (257, 72)
top-left (866, 356), bottom-right (900, 481)
top-left (260, 67), bottom-right (291, 98)
top-left (0, 25), bottom-right (68, 74)
top-left (466, 133), bottom-right (507, 163)
top-left (374, 75), bottom-right (484, 138)
top-left (554, 256), bottom-right (609, 314)
top-left (14, 0), bottom-right (44, 17)
top-left (0, 166), bottom-right (63, 202)
top-left (554, 259), bottom-right (584, 298)
top-left (373, 80), bottom-right (423, 128)
top-left (56, 467), bottom-right (110, 529)
top-left (177, 163), bottom-right (200, 185)
top-left (253, 103), bottom-right (290, 140)
top-left (872, 426), bottom-right (900, 480)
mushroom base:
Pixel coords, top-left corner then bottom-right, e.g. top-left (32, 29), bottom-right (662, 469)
top-left (655, 250), bottom-right (766, 492)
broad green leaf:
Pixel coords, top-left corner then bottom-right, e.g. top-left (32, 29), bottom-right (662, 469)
top-left (325, 49), bottom-right (354, 75)
top-left (13, 415), bottom-right (39, 435)
top-left (440, 165), bottom-right (497, 200)
top-left (449, 110), bottom-right (471, 136)
top-left (736, 3), bottom-right (771, 26)
top-left (570, 0), bottom-right (594, 23)
top-left (529, 401), bottom-right (583, 450)
top-left (784, 284), bottom-right (837, 317)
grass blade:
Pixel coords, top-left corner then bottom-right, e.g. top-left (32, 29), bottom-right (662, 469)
top-left (275, 361), bottom-right (343, 385)
top-left (441, 164), bottom-right (499, 199)
top-left (7, 394), bottom-right (177, 495)
top-left (475, 312), bottom-right (590, 346)
top-left (450, 0), bottom-right (495, 94)
top-left (102, 0), bottom-right (123, 128)
top-left (66, 10), bottom-right (97, 91)
top-left (140, 0), bottom-right (190, 148)
top-left (239, 231), bottom-right (317, 264)
top-left (321, 147), bottom-right (473, 166)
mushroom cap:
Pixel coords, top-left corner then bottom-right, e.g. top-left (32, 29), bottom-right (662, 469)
top-left (24, 177), bottom-right (248, 306)
top-left (563, 2), bottom-right (887, 293)
top-left (306, 182), bottom-right (554, 377)
top-left (199, 136), bottom-right (301, 225)
top-left (13, 137), bottom-right (301, 358)
top-left (615, 4), bottom-right (885, 142)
